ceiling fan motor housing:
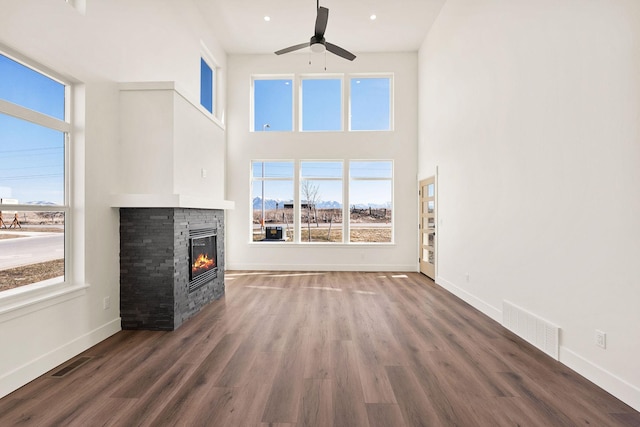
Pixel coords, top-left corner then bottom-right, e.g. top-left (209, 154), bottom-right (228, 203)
top-left (310, 35), bottom-right (326, 52)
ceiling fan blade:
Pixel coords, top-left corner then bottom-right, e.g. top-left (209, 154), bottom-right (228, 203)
top-left (325, 42), bottom-right (356, 61)
top-left (315, 6), bottom-right (329, 38)
top-left (275, 42), bottom-right (311, 55)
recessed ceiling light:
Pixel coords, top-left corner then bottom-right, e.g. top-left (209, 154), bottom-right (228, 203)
top-left (370, 14), bottom-right (377, 21)
top-left (264, 16), bottom-right (271, 22)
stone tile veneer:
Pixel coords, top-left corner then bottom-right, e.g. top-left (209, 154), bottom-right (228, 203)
top-left (119, 208), bottom-right (225, 330)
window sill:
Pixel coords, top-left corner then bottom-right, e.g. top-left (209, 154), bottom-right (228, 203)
top-left (0, 278), bottom-right (88, 323)
top-left (248, 241), bottom-right (396, 247)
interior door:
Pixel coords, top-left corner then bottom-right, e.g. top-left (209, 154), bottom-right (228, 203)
top-left (419, 177), bottom-right (436, 279)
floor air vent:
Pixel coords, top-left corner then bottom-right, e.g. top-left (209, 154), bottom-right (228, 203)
top-left (503, 301), bottom-right (560, 360)
top-left (51, 356), bottom-right (92, 378)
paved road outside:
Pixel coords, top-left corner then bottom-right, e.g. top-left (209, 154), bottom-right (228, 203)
top-left (0, 233), bottom-right (64, 270)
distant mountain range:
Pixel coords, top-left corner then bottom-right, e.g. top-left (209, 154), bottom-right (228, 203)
top-left (252, 198), bottom-right (389, 210)
top-left (25, 201), bottom-right (57, 205)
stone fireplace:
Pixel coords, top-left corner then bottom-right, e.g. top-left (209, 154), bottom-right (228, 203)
top-left (114, 82), bottom-right (234, 331)
top-left (119, 208), bottom-right (225, 331)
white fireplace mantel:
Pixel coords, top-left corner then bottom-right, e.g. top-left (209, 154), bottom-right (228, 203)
top-left (111, 193), bottom-right (234, 210)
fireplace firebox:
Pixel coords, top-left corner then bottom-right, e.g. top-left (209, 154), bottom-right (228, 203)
top-left (189, 228), bottom-right (217, 292)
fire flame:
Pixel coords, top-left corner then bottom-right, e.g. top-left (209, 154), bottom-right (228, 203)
top-left (192, 253), bottom-right (215, 273)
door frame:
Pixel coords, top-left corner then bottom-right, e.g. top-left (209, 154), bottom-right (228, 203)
top-left (419, 176), bottom-right (436, 279)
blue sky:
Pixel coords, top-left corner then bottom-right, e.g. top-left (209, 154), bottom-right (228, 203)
top-left (254, 77), bottom-right (391, 132)
top-left (0, 54), bottom-right (65, 204)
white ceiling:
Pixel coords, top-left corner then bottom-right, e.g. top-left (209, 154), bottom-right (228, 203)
top-left (194, 0), bottom-right (447, 56)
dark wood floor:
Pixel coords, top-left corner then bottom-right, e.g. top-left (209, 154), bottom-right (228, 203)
top-left (1, 271), bottom-right (639, 426)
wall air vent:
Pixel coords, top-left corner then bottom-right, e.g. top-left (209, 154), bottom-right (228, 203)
top-left (503, 301), bottom-right (560, 360)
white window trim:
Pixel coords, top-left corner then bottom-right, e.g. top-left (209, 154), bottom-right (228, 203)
top-left (299, 74), bottom-right (344, 132)
top-left (299, 170), bottom-right (345, 244)
top-left (347, 73), bottom-right (395, 132)
top-left (200, 40), bottom-right (222, 123)
top-left (249, 160), bottom-right (295, 243)
top-left (348, 160), bottom-right (394, 244)
top-left (251, 72), bottom-right (394, 134)
top-left (0, 49), bottom-right (80, 310)
top-left (250, 159), bottom-right (395, 246)
top-left (250, 74), bottom-right (295, 133)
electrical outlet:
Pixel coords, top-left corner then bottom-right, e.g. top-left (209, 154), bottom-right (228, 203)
top-left (103, 296), bottom-right (110, 310)
top-left (201, 168), bottom-right (207, 178)
top-left (465, 273), bottom-right (470, 282)
top-left (595, 330), bottom-right (606, 349)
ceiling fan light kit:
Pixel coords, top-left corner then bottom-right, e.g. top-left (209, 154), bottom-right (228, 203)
top-left (275, 1), bottom-right (356, 61)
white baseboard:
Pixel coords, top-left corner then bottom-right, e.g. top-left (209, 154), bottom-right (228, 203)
top-left (435, 276), bottom-right (502, 322)
top-left (0, 318), bottom-right (121, 399)
top-left (560, 347), bottom-right (640, 412)
top-left (226, 263), bottom-right (417, 272)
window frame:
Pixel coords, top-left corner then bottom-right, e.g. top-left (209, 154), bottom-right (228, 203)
top-left (200, 58), bottom-right (215, 115)
top-left (299, 160), bottom-right (344, 243)
top-left (250, 75), bottom-right (295, 133)
top-left (347, 160), bottom-right (394, 244)
top-left (250, 73), bottom-right (394, 134)
top-left (299, 74), bottom-right (344, 132)
top-left (250, 160), bottom-right (296, 243)
top-left (250, 159), bottom-right (395, 246)
top-left (348, 73), bottom-right (394, 132)
top-left (0, 49), bottom-right (73, 301)
top-left (199, 41), bottom-right (221, 122)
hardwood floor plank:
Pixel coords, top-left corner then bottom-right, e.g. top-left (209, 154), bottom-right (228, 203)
top-left (303, 288), bottom-right (332, 380)
top-left (385, 365), bottom-right (440, 427)
top-left (331, 340), bottom-right (370, 427)
top-left (246, 351), bottom-right (283, 386)
top-left (223, 383), bottom-right (272, 426)
top-left (353, 334), bottom-right (397, 404)
top-left (1, 271), bottom-right (639, 426)
top-left (109, 362), bottom-right (195, 426)
top-left (366, 403), bottom-right (406, 427)
top-left (261, 315), bottom-right (308, 423)
top-left (145, 332), bottom-right (245, 426)
top-left (299, 378), bottom-right (333, 427)
top-left (215, 338), bottom-right (260, 388)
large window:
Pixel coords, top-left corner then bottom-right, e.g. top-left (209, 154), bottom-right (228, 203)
top-left (253, 78), bottom-right (293, 132)
top-left (349, 161), bottom-right (393, 242)
top-left (250, 160), bottom-right (393, 244)
top-left (252, 73), bottom-right (392, 132)
top-left (0, 52), bottom-right (70, 293)
top-left (301, 77), bottom-right (342, 131)
top-left (251, 161), bottom-right (294, 241)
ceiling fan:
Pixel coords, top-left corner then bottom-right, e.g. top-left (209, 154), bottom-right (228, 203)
top-left (274, 0), bottom-right (356, 61)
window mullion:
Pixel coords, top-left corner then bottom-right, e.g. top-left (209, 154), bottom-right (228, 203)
top-left (0, 100), bottom-right (71, 133)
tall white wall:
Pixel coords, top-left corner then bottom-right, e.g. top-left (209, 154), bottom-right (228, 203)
top-left (418, 0), bottom-right (640, 410)
top-left (226, 53), bottom-right (418, 271)
top-left (0, 0), bottom-right (226, 397)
